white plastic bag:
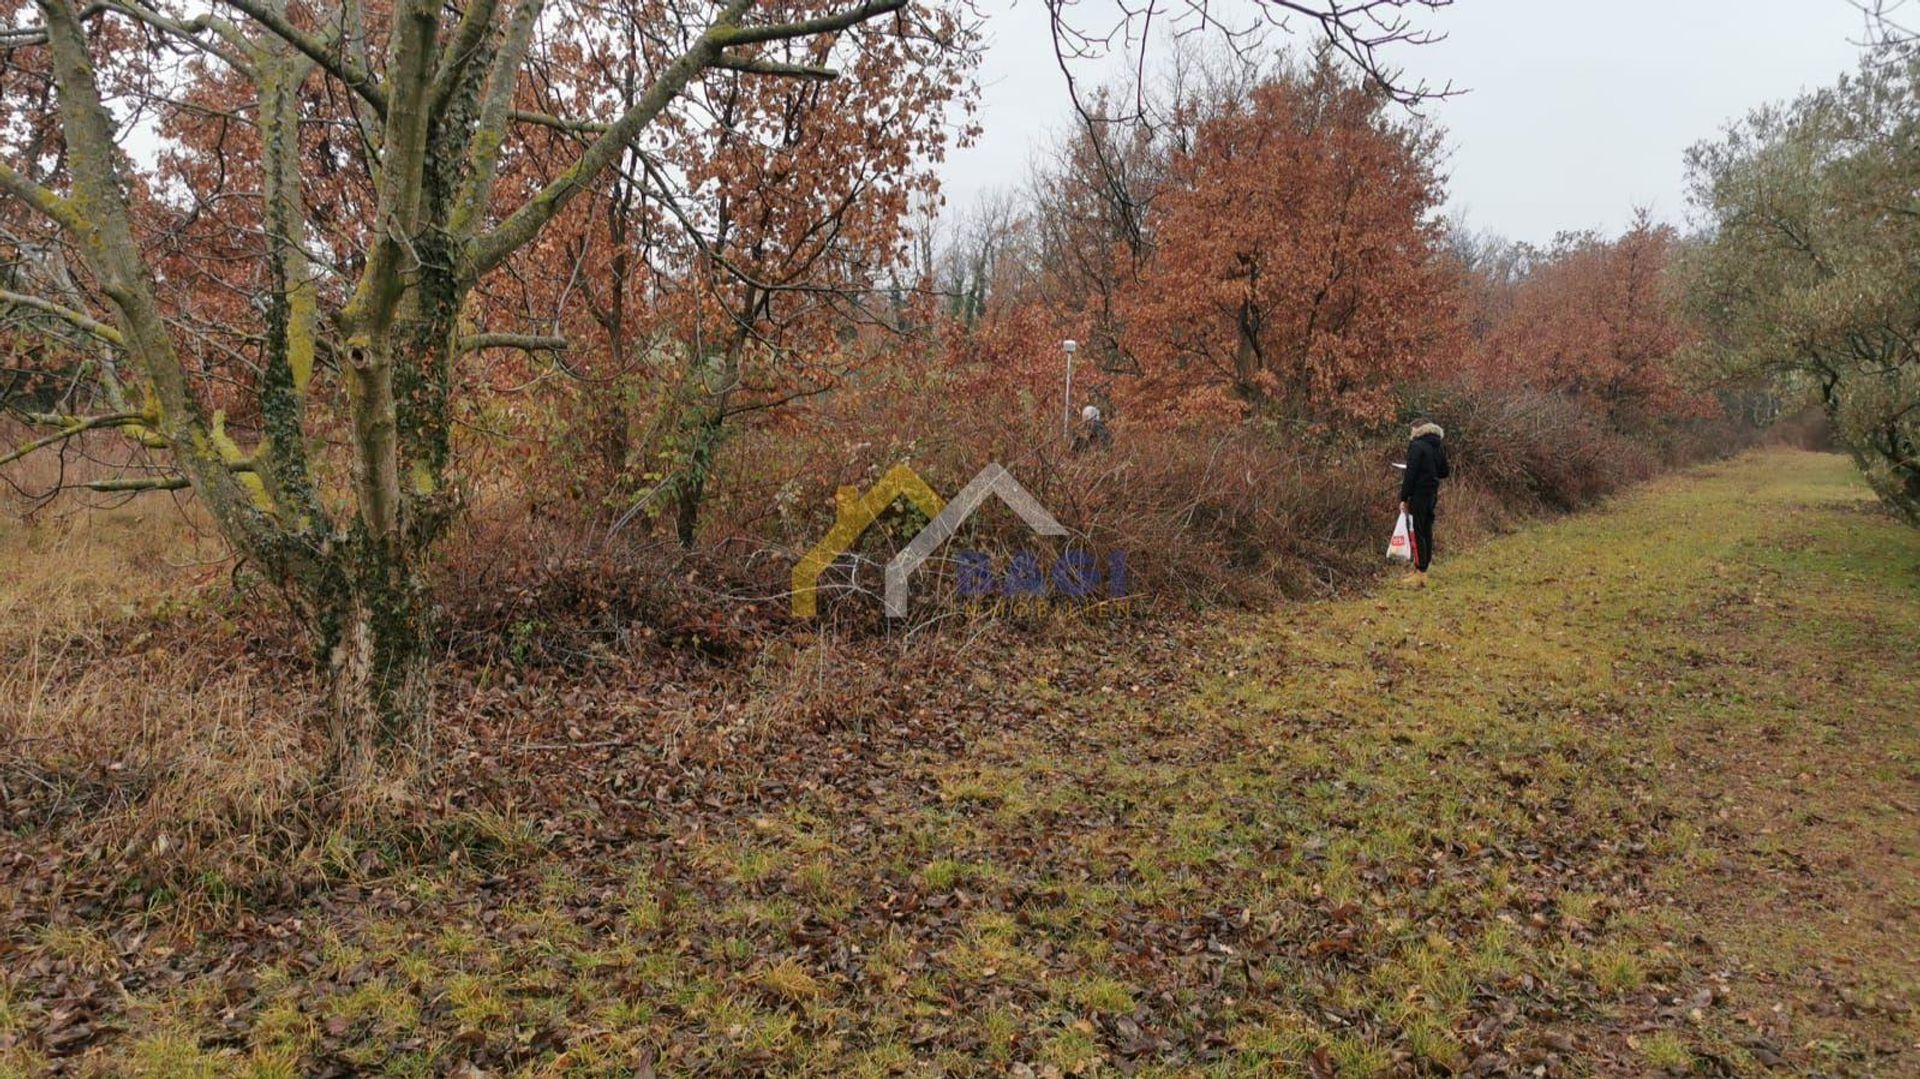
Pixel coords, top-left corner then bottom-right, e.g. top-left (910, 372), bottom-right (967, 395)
top-left (1387, 511), bottom-right (1415, 562)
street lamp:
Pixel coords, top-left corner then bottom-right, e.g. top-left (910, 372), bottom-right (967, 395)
top-left (1062, 339), bottom-right (1079, 442)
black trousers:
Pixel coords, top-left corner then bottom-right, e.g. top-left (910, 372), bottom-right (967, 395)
top-left (1408, 492), bottom-right (1437, 572)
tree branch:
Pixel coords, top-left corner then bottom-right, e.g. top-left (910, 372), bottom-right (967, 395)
top-left (456, 332), bottom-right (568, 353)
top-left (465, 0), bottom-right (754, 277)
top-left (222, 0), bottom-right (389, 115)
top-left (33, 0), bottom-right (278, 549)
top-left (509, 108), bottom-right (608, 133)
top-left (81, 474), bottom-right (191, 492)
top-left (106, 0), bottom-right (253, 71)
top-left (468, 0), bottom-right (909, 278)
top-left (0, 287), bottom-right (125, 345)
top-left (0, 411), bottom-right (153, 469)
top-left (715, 0), bottom-right (906, 46)
top-left (339, 0), bottom-right (437, 334)
top-left (0, 160), bottom-right (90, 234)
top-left (449, 0), bottom-right (543, 238)
top-left (712, 53), bottom-right (838, 79)
top-left (428, 0), bottom-right (501, 114)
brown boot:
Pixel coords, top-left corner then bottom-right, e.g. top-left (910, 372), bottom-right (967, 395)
top-left (1399, 571), bottom-right (1426, 587)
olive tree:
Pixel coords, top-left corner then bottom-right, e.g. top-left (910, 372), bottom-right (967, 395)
top-left (1684, 42), bottom-right (1920, 524)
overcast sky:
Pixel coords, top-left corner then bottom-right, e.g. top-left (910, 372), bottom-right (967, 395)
top-left (938, 0), bottom-right (1873, 246)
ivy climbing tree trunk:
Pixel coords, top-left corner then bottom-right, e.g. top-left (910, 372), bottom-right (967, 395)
top-left (318, 545), bottom-right (434, 784)
top-left (674, 393), bottom-right (730, 548)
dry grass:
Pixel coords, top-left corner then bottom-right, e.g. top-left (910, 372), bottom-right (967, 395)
top-left (0, 505), bottom-right (322, 899)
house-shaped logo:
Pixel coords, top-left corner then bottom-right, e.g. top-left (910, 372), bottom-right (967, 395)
top-left (791, 463), bottom-right (1067, 618)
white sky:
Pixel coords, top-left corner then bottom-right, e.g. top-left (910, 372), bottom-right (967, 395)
top-left (938, 0), bottom-right (1873, 245)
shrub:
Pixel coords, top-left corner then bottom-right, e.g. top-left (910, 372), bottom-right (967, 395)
top-left (431, 361), bottom-right (1764, 643)
top-left (1403, 381), bottom-right (1652, 512)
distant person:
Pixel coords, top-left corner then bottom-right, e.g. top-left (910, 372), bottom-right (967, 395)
top-left (1074, 404), bottom-right (1112, 454)
top-left (1399, 416), bottom-right (1450, 584)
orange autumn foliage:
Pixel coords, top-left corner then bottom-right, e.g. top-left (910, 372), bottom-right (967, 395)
top-left (1469, 215), bottom-right (1705, 423)
top-left (1112, 60), bottom-right (1459, 430)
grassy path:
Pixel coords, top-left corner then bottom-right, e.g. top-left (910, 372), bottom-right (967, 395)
top-left (7, 449), bottom-right (1918, 1078)
top-left (894, 446), bottom-right (1920, 1078)
top-left (1173, 448), bottom-right (1920, 1076)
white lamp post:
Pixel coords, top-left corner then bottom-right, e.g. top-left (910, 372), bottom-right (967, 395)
top-left (1062, 339), bottom-right (1079, 442)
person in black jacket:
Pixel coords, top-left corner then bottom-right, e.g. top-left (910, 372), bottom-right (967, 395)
top-left (1399, 418), bottom-right (1450, 582)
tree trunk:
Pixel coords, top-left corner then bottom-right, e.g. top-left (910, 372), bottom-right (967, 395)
top-left (674, 403), bottom-right (724, 548)
top-left (318, 552), bottom-right (433, 790)
top-left (1234, 297), bottom-right (1263, 401)
top-left (673, 344), bottom-right (738, 549)
top-left (594, 399), bottom-right (631, 487)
